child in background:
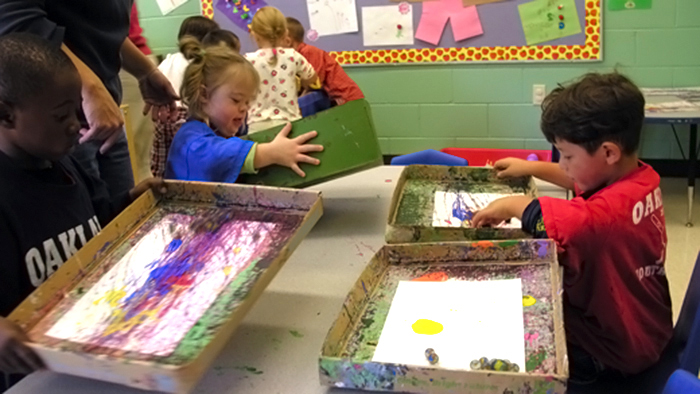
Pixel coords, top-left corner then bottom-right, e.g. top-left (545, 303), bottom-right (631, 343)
top-left (202, 29), bottom-right (241, 53)
top-left (245, 7), bottom-right (318, 133)
top-left (165, 38), bottom-right (323, 182)
top-left (150, 16), bottom-right (219, 178)
top-left (472, 73), bottom-right (672, 384)
top-left (285, 17), bottom-right (364, 105)
top-left (0, 34), bottom-right (164, 381)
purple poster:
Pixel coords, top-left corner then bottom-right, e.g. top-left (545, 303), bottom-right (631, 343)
top-left (216, 0), bottom-right (269, 32)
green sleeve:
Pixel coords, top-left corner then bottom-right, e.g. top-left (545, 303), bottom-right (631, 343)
top-left (241, 143), bottom-right (258, 174)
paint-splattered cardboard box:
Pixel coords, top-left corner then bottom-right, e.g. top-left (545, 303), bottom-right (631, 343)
top-left (319, 240), bottom-right (568, 394)
top-left (9, 181), bottom-right (323, 393)
top-left (386, 165), bottom-right (538, 243)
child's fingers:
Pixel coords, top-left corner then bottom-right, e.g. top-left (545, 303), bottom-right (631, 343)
top-left (298, 143), bottom-right (324, 153)
top-left (293, 130), bottom-right (318, 144)
top-left (290, 164), bottom-right (306, 178)
top-left (296, 154), bottom-right (320, 166)
top-left (3, 343), bottom-right (34, 374)
top-left (17, 344), bottom-right (44, 371)
top-left (277, 122), bottom-right (293, 138)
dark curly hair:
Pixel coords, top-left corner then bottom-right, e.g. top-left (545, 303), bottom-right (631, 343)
top-left (541, 72), bottom-right (645, 155)
top-left (0, 33), bottom-right (77, 106)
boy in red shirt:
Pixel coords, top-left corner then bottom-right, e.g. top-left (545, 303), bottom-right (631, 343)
top-left (473, 73), bottom-right (672, 385)
top-left (285, 17), bottom-right (364, 105)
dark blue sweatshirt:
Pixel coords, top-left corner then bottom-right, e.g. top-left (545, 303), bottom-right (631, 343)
top-left (0, 0), bottom-right (132, 104)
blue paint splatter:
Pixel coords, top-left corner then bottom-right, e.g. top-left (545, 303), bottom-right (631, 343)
top-left (452, 194), bottom-right (473, 221)
top-left (166, 239), bottom-right (182, 253)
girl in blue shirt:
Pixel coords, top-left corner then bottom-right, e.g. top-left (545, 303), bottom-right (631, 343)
top-left (165, 37), bottom-right (322, 182)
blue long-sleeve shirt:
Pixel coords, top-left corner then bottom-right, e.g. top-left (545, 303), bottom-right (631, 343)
top-left (165, 120), bottom-right (255, 183)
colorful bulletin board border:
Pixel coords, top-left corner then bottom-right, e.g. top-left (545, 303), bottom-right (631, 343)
top-left (201, 0), bottom-right (602, 65)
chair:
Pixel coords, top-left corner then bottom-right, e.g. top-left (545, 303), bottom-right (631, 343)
top-left (662, 370), bottom-right (700, 394)
top-left (390, 149), bottom-right (468, 166)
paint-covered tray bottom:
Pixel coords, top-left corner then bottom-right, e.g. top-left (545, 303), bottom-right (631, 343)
top-left (27, 202), bottom-right (308, 366)
top-left (341, 254), bottom-right (558, 375)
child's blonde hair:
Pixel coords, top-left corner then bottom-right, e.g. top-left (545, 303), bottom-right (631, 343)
top-left (250, 7), bottom-right (287, 66)
top-left (179, 37), bottom-right (260, 122)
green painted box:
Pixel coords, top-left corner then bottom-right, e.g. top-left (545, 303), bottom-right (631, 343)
top-left (386, 165), bottom-right (538, 243)
top-left (319, 240), bottom-right (568, 394)
top-left (239, 99), bottom-right (383, 188)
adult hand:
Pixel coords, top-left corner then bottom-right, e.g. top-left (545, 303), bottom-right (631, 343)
top-left (0, 318), bottom-right (44, 374)
top-left (79, 84), bottom-right (125, 154)
top-left (139, 69), bottom-right (179, 123)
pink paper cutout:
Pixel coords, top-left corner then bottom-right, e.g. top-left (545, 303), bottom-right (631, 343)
top-left (415, 0), bottom-right (483, 45)
top-left (451, 5), bottom-right (483, 42)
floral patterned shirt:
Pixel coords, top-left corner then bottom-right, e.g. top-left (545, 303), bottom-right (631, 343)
top-left (245, 47), bottom-right (315, 124)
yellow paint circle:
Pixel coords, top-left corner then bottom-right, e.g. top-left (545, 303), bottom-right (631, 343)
top-left (522, 295), bottom-right (537, 307)
top-left (412, 319), bottom-right (444, 335)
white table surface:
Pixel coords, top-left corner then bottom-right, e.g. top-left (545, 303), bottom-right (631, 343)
top-left (9, 166), bottom-right (566, 394)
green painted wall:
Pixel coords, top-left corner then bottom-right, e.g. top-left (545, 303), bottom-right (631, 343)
top-left (136, 0), bottom-right (700, 158)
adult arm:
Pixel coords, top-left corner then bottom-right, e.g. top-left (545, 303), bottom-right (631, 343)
top-left (120, 38), bottom-right (178, 122)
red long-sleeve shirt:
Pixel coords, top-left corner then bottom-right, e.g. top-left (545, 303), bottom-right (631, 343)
top-left (296, 42), bottom-right (363, 105)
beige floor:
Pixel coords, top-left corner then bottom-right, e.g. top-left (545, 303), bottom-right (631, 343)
top-left (660, 177), bottom-right (700, 322)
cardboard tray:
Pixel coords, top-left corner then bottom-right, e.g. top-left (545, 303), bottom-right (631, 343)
top-left (239, 99), bottom-right (383, 188)
top-left (319, 240), bottom-right (568, 394)
top-left (385, 165), bottom-right (538, 243)
top-left (9, 181), bottom-right (323, 393)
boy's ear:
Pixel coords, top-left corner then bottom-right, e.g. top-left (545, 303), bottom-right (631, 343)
top-left (601, 141), bottom-right (622, 165)
top-left (0, 101), bottom-right (15, 129)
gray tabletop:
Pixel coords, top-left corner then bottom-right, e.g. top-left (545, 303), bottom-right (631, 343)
top-left (643, 92), bottom-right (700, 123)
top-left (8, 166), bottom-right (566, 394)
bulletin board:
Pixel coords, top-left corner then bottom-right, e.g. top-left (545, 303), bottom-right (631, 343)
top-left (200, 0), bottom-right (602, 65)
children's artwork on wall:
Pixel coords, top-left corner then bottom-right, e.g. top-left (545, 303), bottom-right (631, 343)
top-left (461, 0), bottom-right (510, 5)
top-left (609, 0), bottom-right (652, 10)
top-left (306, 0), bottom-right (359, 37)
top-left (518, 0), bottom-right (581, 46)
top-left (204, 0), bottom-right (602, 64)
top-left (44, 212), bottom-right (280, 356)
top-left (216, 0), bottom-right (268, 32)
top-left (432, 191), bottom-right (523, 228)
top-left (371, 279), bottom-right (527, 370)
top-left (157, 0), bottom-right (190, 15)
top-left (362, 4), bottom-right (415, 47)
top-left (415, 0), bottom-right (483, 45)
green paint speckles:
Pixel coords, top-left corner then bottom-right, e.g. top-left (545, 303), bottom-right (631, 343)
top-left (164, 261), bottom-right (262, 365)
top-left (319, 358), bottom-right (341, 380)
top-left (289, 330), bottom-right (304, 338)
top-left (235, 366), bottom-right (263, 375)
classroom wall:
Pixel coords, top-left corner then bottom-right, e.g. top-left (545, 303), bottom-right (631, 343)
top-left (136, 0), bottom-right (700, 159)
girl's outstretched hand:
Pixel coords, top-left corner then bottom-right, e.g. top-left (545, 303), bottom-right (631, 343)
top-left (255, 123), bottom-right (324, 177)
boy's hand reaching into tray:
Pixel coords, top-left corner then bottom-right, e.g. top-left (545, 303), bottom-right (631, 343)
top-left (472, 196), bottom-right (534, 228)
top-left (493, 158), bottom-right (532, 178)
top-left (0, 317), bottom-right (44, 374)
